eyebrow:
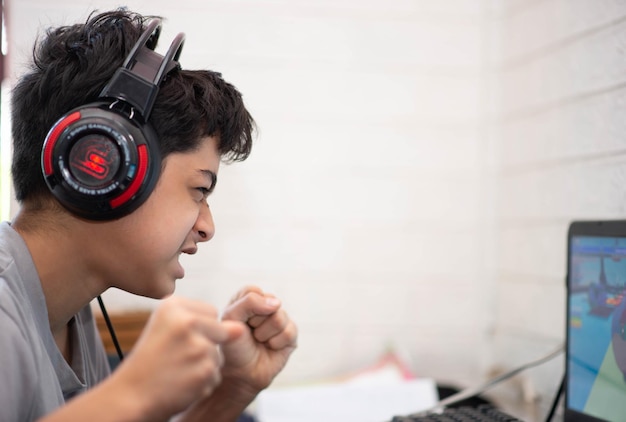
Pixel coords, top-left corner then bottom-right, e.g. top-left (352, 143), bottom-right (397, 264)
top-left (200, 169), bottom-right (218, 193)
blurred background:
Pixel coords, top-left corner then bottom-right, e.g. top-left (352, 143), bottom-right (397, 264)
top-left (2, 0), bottom-right (626, 419)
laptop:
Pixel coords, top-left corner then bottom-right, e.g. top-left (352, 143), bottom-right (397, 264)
top-left (565, 220), bottom-right (626, 422)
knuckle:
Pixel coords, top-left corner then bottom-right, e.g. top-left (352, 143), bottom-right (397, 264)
top-left (266, 334), bottom-right (284, 349)
top-left (187, 335), bottom-right (211, 357)
top-left (174, 312), bottom-right (197, 333)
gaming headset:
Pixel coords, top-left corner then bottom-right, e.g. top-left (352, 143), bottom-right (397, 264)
top-left (41, 19), bottom-right (185, 221)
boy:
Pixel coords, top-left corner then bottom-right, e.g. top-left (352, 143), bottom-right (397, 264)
top-left (0, 8), bottom-right (297, 422)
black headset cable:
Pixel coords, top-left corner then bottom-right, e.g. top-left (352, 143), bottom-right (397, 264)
top-left (97, 295), bottom-right (124, 361)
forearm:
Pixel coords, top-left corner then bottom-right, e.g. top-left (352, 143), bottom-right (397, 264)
top-left (175, 378), bottom-right (260, 422)
top-left (39, 378), bottom-right (161, 422)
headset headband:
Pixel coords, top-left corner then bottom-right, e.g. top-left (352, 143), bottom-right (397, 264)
top-left (100, 18), bottom-right (186, 120)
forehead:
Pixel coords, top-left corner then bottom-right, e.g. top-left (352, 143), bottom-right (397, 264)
top-left (162, 136), bottom-right (220, 173)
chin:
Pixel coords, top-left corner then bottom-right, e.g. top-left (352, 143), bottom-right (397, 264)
top-left (139, 279), bottom-right (177, 300)
top-left (156, 282), bottom-right (177, 299)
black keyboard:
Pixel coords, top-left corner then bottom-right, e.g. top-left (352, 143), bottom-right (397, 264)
top-left (389, 404), bottom-right (524, 421)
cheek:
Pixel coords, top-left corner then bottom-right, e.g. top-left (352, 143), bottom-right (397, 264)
top-left (161, 198), bottom-right (201, 228)
top-left (128, 175), bottom-right (203, 249)
top-left (119, 199), bottom-right (183, 252)
top-left (143, 200), bottom-right (201, 247)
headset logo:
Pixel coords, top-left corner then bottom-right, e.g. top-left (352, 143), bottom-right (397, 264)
top-left (75, 147), bottom-right (110, 179)
top-left (69, 137), bottom-right (119, 184)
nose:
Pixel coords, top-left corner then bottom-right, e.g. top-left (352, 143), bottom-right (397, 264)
top-left (194, 202), bottom-right (215, 242)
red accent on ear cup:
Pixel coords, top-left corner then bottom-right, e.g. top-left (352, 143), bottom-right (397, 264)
top-left (109, 144), bottom-right (149, 209)
top-left (42, 111), bottom-right (82, 175)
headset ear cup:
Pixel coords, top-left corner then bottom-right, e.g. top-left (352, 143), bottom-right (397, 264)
top-left (40, 19), bottom-right (183, 220)
top-left (41, 103), bottom-right (161, 220)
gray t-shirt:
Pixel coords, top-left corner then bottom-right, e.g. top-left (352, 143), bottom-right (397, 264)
top-left (0, 222), bottom-right (110, 421)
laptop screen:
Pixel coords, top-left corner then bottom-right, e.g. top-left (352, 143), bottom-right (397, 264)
top-left (566, 222), bottom-right (626, 422)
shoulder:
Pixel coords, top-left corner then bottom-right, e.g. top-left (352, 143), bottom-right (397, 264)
top-left (0, 274), bottom-right (31, 336)
top-left (0, 274), bottom-right (41, 366)
top-left (0, 224), bottom-right (66, 417)
top-left (0, 244), bottom-right (39, 340)
top-left (0, 221), bottom-right (23, 268)
top-left (0, 221), bottom-right (38, 297)
top-left (0, 232), bottom-right (60, 411)
top-left (0, 276), bottom-right (47, 420)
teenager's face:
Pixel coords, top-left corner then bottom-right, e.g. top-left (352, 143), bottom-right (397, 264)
top-left (101, 136), bottom-right (220, 298)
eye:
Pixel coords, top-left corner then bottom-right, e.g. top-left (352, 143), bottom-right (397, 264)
top-left (195, 187), bottom-right (211, 202)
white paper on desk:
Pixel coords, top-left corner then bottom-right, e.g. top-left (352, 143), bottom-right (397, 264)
top-left (255, 377), bottom-right (438, 422)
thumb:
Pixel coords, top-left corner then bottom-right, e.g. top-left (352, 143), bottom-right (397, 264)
top-left (220, 320), bottom-right (247, 343)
